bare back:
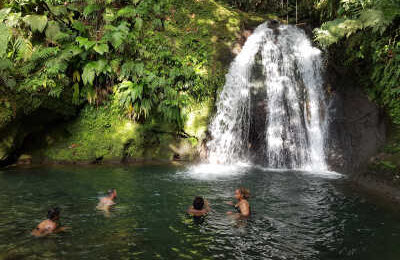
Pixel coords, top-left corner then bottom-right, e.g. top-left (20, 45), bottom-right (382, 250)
top-left (31, 219), bottom-right (57, 237)
top-left (237, 199), bottom-right (250, 217)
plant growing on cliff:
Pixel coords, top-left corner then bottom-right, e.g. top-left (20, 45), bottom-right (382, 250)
top-left (314, 0), bottom-right (400, 125)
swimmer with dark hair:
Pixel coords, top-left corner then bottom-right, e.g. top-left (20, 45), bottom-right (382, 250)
top-left (227, 187), bottom-right (251, 218)
top-left (97, 188), bottom-right (117, 212)
top-left (187, 196), bottom-right (210, 217)
top-left (31, 208), bottom-right (67, 237)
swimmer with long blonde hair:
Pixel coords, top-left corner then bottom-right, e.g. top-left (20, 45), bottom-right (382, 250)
top-left (226, 187), bottom-right (251, 218)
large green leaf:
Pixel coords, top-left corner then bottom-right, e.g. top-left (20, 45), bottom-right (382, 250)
top-left (93, 59), bottom-right (111, 75)
top-left (135, 17), bottom-right (143, 31)
top-left (0, 8), bottom-right (11, 23)
top-left (82, 59), bottom-right (111, 85)
top-left (45, 21), bottom-right (68, 43)
top-left (47, 4), bottom-right (68, 16)
top-left (111, 32), bottom-right (125, 49)
top-left (76, 37), bottom-right (96, 50)
top-left (82, 62), bottom-right (96, 85)
top-left (93, 43), bottom-right (109, 55)
top-left (83, 4), bottom-right (102, 17)
top-left (23, 15), bottom-right (48, 33)
top-left (4, 12), bottom-right (21, 27)
top-left (72, 21), bottom-right (86, 34)
top-left (0, 24), bottom-right (11, 58)
top-left (117, 6), bottom-right (136, 18)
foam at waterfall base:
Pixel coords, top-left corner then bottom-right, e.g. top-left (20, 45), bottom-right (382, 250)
top-left (254, 165), bottom-right (343, 179)
top-left (181, 163), bottom-right (343, 180)
top-left (181, 162), bottom-right (252, 180)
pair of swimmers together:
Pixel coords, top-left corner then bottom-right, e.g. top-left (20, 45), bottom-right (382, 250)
top-left (32, 187), bottom-right (250, 237)
top-left (32, 189), bottom-right (117, 237)
top-left (187, 187), bottom-right (251, 218)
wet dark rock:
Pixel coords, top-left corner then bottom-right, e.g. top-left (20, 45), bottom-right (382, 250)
top-left (248, 51), bottom-right (267, 163)
top-left (324, 63), bottom-right (386, 174)
top-left (0, 106), bottom-right (77, 167)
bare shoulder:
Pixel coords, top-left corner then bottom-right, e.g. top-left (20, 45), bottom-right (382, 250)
top-left (187, 208), bottom-right (207, 217)
top-left (38, 220), bottom-right (53, 229)
top-left (32, 220), bottom-right (57, 237)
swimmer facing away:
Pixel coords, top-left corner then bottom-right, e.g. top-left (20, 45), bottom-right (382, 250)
top-left (97, 188), bottom-right (117, 211)
top-left (227, 187), bottom-right (251, 218)
top-left (31, 207), bottom-right (68, 237)
top-left (187, 196), bottom-right (210, 217)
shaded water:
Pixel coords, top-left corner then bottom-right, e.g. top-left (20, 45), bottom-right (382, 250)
top-left (1, 165), bottom-right (400, 260)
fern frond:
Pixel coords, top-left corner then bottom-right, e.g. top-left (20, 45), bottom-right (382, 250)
top-left (16, 37), bottom-right (33, 61)
top-left (23, 15), bottom-right (48, 33)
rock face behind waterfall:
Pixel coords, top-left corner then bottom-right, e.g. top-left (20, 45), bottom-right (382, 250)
top-left (324, 64), bottom-right (387, 174)
top-left (207, 22), bottom-right (328, 170)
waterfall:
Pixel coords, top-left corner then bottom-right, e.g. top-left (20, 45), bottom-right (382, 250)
top-left (207, 22), bottom-right (328, 171)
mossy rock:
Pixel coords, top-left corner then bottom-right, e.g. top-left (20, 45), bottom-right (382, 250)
top-left (43, 105), bottom-right (142, 162)
top-left (41, 104), bottom-right (201, 163)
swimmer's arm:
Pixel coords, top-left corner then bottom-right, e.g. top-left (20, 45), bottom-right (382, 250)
top-left (187, 206), bottom-right (194, 215)
top-left (54, 226), bottom-right (70, 233)
top-left (204, 200), bottom-right (211, 212)
top-left (226, 211), bottom-right (241, 219)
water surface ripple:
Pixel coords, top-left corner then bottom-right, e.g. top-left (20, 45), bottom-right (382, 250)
top-left (0, 165), bottom-right (399, 260)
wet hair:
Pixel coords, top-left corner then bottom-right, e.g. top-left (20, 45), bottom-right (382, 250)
top-left (193, 196), bottom-right (205, 210)
top-left (107, 188), bottom-right (116, 196)
top-left (238, 187), bottom-right (250, 200)
top-left (47, 207), bottom-right (60, 220)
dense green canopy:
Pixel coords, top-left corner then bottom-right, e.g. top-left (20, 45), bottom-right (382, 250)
top-left (0, 0), bottom-right (225, 131)
top-left (0, 0), bottom-right (399, 165)
top-left (0, 0), bottom-right (398, 127)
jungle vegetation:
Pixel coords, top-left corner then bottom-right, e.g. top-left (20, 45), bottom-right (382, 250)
top-left (0, 0), bottom-right (398, 163)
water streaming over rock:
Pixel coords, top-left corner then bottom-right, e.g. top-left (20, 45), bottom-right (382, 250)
top-left (207, 22), bottom-right (328, 170)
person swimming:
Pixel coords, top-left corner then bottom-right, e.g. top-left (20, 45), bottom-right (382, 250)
top-left (187, 196), bottom-right (210, 217)
top-left (226, 187), bottom-right (251, 218)
top-left (31, 207), bottom-right (66, 237)
top-left (96, 188), bottom-right (117, 212)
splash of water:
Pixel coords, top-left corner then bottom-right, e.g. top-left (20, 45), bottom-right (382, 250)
top-left (207, 22), bottom-right (328, 171)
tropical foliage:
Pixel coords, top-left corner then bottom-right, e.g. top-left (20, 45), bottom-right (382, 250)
top-left (0, 0), bottom-right (221, 132)
top-left (313, 0), bottom-right (400, 124)
top-left (0, 0), bottom-right (399, 163)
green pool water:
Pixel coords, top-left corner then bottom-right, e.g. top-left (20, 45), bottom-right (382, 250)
top-left (0, 164), bottom-right (399, 260)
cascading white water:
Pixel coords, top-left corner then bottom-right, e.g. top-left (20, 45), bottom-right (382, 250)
top-left (207, 22), bottom-right (328, 171)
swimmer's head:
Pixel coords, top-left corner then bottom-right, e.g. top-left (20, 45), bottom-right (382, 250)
top-left (47, 207), bottom-right (60, 220)
top-left (235, 187), bottom-right (250, 200)
top-left (193, 196), bottom-right (204, 210)
top-left (107, 188), bottom-right (117, 199)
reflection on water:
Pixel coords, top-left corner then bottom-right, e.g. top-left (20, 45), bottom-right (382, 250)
top-left (0, 165), bottom-right (400, 259)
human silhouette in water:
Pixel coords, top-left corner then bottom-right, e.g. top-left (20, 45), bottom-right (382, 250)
top-left (227, 187), bottom-right (251, 218)
top-left (31, 207), bottom-right (67, 237)
top-left (187, 196), bottom-right (210, 217)
top-left (97, 188), bottom-right (117, 213)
